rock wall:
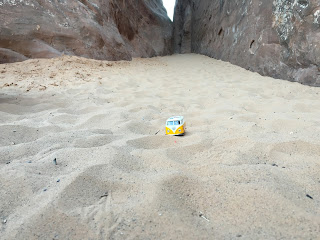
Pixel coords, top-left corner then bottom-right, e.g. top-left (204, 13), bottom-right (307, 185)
top-left (174, 0), bottom-right (320, 86)
top-left (0, 0), bottom-right (172, 63)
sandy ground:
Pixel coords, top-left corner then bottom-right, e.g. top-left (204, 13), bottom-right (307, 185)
top-left (0, 54), bottom-right (319, 239)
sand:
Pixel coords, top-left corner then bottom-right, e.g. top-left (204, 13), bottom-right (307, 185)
top-left (0, 54), bottom-right (319, 239)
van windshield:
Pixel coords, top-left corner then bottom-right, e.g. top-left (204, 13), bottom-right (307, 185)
top-left (174, 121), bottom-right (180, 125)
top-left (167, 121), bottom-right (174, 125)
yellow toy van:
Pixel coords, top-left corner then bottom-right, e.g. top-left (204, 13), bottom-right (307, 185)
top-left (165, 116), bottom-right (185, 136)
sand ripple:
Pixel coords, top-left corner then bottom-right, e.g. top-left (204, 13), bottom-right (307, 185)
top-left (0, 55), bottom-right (320, 239)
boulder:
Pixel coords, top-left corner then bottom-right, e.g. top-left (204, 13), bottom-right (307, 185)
top-left (174, 0), bottom-right (320, 86)
top-left (0, 0), bottom-right (173, 63)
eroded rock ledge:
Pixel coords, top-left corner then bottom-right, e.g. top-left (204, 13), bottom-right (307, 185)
top-left (174, 0), bottom-right (320, 86)
top-left (0, 0), bottom-right (172, 63)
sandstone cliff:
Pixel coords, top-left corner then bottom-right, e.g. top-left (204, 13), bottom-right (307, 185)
top-left (174, 0), bottom-right (320, 86)
top-left (0, 0), bottom-right (172, 63)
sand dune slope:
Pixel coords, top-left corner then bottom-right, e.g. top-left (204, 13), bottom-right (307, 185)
top-left (0, 54), bottom-right (320, 239)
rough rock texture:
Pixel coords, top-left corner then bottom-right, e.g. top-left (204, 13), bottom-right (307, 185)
top-left (174, 0), bottom-right (320, 86)
top-left (0, 0), bottom-right (172, 63)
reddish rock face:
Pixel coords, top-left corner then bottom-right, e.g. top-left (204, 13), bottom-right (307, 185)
top-left (174, 0), bottom-right (320, 86)
top-left (0, 0), bottom-right (173, 63)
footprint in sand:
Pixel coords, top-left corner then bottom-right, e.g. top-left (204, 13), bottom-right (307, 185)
top-left (73, 134), bottom-right (117, 148)
top-left (54, 164), bottom-right (137, 237)
top-left (154, 174), bottom-right (211, 226)
top-left (127, 135), bottom-right (182, 150)
top-left (124, 120), bottom-right (156, 135)
top-left (166, 141), bottom-right (210, 164)
top-left (111, 149), bottom-right (146, 172)
top-left (56, 165), bottom-right (132, 211)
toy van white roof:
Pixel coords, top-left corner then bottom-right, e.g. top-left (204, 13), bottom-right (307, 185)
top-left (166, 116), bottom-right (184, 122)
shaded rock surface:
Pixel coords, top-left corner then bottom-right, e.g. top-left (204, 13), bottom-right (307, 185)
top-left (0, 0), bottom-right (172, 63)
top-left (174, 0), bottom-right (320, 86)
